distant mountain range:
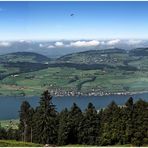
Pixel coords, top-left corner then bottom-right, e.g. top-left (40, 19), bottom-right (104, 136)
top-left (57, 48), bottom-right (148, 70)
top-left (0, 40), bottom-right (148, 58)
top-left (0, 47), bottom-right (148, 66)
top-left (0, 47), bottom-right (148, 73)
top-left (0, 52), bottom-right (50, 64)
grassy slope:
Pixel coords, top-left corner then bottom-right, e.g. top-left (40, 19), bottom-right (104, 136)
top-left (0, 141), bottom-right (142, 147)
top-left (65, 144), bottom-right (148, 147)
top-left (0, 119), bottom-right (19, 129)
top-left (0, 66), bottom-right (148, 96)
top-left (0, 140), bottom-right (42, 147)
top-left (0, 52), bottom-right (50, 63)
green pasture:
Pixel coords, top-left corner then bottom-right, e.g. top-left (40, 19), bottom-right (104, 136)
top-left (0, 119), bottom-right (19, 129)
top-left (0, 66), bottom-right (148, 96)
top-left (0, 140), bottom-right (42, 147)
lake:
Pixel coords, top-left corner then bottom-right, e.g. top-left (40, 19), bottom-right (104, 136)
top-left (0, 93), bottom-right (148, 120)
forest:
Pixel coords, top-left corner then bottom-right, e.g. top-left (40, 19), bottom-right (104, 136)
top-left (0, 90), bottom-right (148, 146)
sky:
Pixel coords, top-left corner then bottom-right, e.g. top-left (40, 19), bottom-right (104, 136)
top-left (0, 1), bottom-right (148, 40)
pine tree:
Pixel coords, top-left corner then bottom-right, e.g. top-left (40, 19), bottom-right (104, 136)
top-left (67, 103), bottom-right (83, 144)
top-left (131, 99), bottom-right (148, 146)
top-left (19, 101), bottom-right (33, 142)
top-left (32, 90), bottom-right (58, 144)
top-left (99, 101), bottom-right (121, 145)
top-left (124, 97), bottom-right (134, 143)
top-left (78, 102), bottom-right (99, 145)
top-left (58, 108), bottom-right (69, 145)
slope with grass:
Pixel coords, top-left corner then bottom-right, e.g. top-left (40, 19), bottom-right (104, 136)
top-left (0, 52), bottom-right (50, 81)
top-left (1, 66), bottom-right (148, 96)
top-left (0, 119), bottom-right (19, 129)
top-left (0, 52), bottom-right (50, 63)
top-left (0, 140), bottom-right (42, 147)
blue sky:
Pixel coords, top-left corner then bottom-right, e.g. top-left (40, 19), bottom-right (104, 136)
top-left (0, 1), bottom-right (148, 40)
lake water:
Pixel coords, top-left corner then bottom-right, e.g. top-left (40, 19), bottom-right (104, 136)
top-left (0, 93), bottom-right (148, 120)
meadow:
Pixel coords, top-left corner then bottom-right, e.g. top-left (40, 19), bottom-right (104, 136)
top-left (0, 140), bottom-right (42, 147)
top-left (0, 119), bottom-right (19, 129)
top-left (0, 67), bottom-right (148, 96)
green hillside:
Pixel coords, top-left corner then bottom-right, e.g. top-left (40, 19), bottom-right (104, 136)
top-left (0, 52), bottom-right (50, 82)
top-left (0, 140), bottom-right (42, 147)
top-left (57, 48), bottom-right (148, 71)
top-left (57, 48), bottom-right (128, 65)
top-left (0, 48), bottom-right (148, 96)
top-left (0, 52), bottom-right (50, 63)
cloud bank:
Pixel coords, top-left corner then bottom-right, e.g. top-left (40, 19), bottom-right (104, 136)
top-left (38, 39), bottom-right (148, 49)
top-left (127, 40), bottom-right (143, 45)
top-left (70, 40), bottom-right (100, 47)
top-left (0, 42), bottom-right (11, 47)
top-left (40, 40), bottom-right (101, 49)
top-left (54, 42), bottom-right (64, 47)
top-left (106, 39), bottom-right (121, 45)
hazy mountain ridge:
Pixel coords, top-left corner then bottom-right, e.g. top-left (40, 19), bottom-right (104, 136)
top-left (0, 47), bottom-right (147, 68)
top-left (0, 52), bottom-right (50, 63)
top-left (56, 48), bottom-right (146, 67)
top-left (1, 40), bottom-right (148, 58)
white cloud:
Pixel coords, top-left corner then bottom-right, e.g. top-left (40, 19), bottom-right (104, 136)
top-left (127, 40), bottom-right (143, 45)
top-left (100, 41), bottom-right (105, 45)
top-left (39, 43), bottom-right (44, 47)
top-left (55, 42), bottom-right (64, 47)
top-left (47, 45), bottom-right (55, 49)
top-left (70, 40), bottom-right (100, 47)
top-left (0, 42), bottom-right (11, 47)
top-left (106, 39), bottom-right (120, 45)
top-left (19, 40), bottom-right (25, 43)
top-left (19, 40), bottom-right (32, 43)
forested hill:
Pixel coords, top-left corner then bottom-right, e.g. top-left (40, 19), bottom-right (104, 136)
top-left (0, 52), bottom-right (50, 63)
top-left (129, 48), bottom-right (148, 56)
top-left (56, 48), bottom-right (148, 70)
top-left (0, 52), bottom-right (51, 82)
top-left (57, 48), bottom-right (127, 64)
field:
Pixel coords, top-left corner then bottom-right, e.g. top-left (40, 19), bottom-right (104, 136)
top-left (0, 66), bottom-right (148, 96)
top-left (0, 140), bottom-right (42, 147)
top-left (0, 48), bottom-right (148, 96)
top-left (64, 144), bottom-right (133, 147)
top-left (0, 119), bottom-right (19, 129)
top-left (0, 140), bottom-right (139, 147)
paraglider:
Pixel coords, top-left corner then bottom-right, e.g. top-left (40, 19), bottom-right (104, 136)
top-left (70, 13), bottom-right (74, 17)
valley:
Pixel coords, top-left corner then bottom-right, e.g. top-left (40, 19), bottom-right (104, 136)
top-left (0, 48), bottom-right (148, 96)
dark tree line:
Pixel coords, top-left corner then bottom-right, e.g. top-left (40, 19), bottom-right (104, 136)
top-left (0, 90), bottom-right (148, 146)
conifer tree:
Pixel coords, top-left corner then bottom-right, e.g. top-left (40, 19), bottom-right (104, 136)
top-left (67, 103), bottom-right (83, 144)
top-left (131, 99), bottom-right (148, 146)
top-left (124, 97), bottom-right (134, 143)
top-left (78, 102), bottom-right (99, 145)
top-left (32, 90), bottom-right (58, 144)
top-left (19, 101), bottom-right (33, 142)
top-left (99, 101), bottom-right (121, 145)
top-left (58, 108), bottom-right (69, 145)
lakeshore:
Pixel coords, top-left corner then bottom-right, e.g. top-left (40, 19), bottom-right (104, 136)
top-left (0, 92), bottom-right (148, 120)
